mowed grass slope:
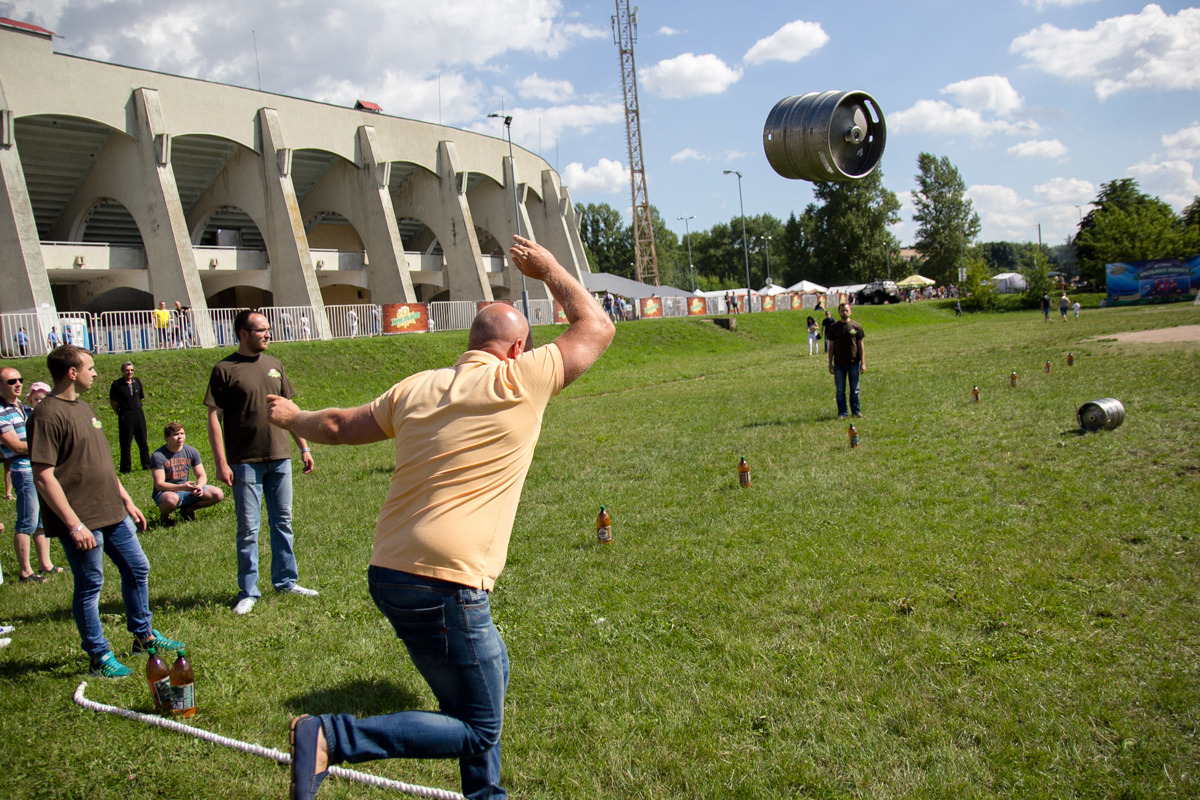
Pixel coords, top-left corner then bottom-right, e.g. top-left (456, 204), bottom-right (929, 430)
top-left (1, 301), bottom-right (1198, 799)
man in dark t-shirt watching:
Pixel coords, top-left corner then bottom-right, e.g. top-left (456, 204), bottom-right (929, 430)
top-left (150, 421), bottom-right (224, 525)
top-left (29, 345), bottom-right (184, 678)
top-left (206, 310), bottom-right (317, 616)
top-left (827, 302), bottom-right (867, 418)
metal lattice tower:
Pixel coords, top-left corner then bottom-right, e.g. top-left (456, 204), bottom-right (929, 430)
top-left (612, 1), bottom-right (659, 285)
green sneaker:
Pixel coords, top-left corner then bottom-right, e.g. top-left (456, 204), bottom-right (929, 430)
top-left (132, 629), bottom-right (185, 655)
top-left (89, 651), bottom-right (132, 678)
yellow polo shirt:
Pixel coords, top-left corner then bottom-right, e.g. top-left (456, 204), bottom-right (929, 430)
top-left (368, 343), bottom-right (564, 589)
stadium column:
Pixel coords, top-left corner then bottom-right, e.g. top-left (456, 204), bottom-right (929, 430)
top-left (47, 88), bottom-right (214, 346)
top-left (299, 126), bottom-right (416, 305)
top-left (0, 78), bottom-right (56, 326)
top-left (257, 107), bottom-right (330, 338)
top-left (463, 152), bottom-right (547, 302)
top-left (391, 141), bottom-right (492, 302)
top-left (536, 169), bottom-right (589, 284)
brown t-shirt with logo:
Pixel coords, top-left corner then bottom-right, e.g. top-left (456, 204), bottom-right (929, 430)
top-left (204, 352), bottom-right (295, 464)
top-left (828, 319), bottom-right (865, 366)
top-left (28, 395), bottom-right (127, 536)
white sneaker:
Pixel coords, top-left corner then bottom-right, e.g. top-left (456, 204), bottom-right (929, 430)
top-left (233, 597), bottom-right (258, 615)
top-left (281, 584), bottom-right (319, 597)
top-left (0, 638), bottom-right (10, 649)
top-left (0, 625), bottom-right (14, 635)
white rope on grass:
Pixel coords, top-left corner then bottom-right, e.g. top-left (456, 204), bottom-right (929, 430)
top-left (73, 682), bottom-right (466, 800)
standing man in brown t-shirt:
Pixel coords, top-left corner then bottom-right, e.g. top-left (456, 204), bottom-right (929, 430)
top-left (205, 310), bottom-right (316, 616)
top-left (827, 302), bottom-right (866, 418)
top-left (29, 345), bottom-right (184, 678)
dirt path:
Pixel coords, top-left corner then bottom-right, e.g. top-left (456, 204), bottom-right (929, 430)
top-left (1089, 324), bottom-right (1200, 344)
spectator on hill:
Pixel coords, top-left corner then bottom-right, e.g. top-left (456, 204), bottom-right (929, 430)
top-left (150, 422), bottom-right (225, 526)
top-left (109, 361), bottom-right (151, 474)
top-left (1, 366), bottom-right (61, 583)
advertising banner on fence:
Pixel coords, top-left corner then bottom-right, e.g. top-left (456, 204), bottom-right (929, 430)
top-left (1106, 256), bottom-right (1200, 306)
top-left (762, 295), bottom-right (776, 312)
top-left (790, 293), bottom-right (805, 310)
top-left (552, 302), bottom-right (567, 323)
top-left (688, 297), bottom-right (707, 316)
top-left (639, 296), bottom-right (663, 318)
top-left (382, 303), bottom-right (429, 334)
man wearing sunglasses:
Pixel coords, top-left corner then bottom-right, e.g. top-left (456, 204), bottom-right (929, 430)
top-left (1, 367), bottom-right (60, 583)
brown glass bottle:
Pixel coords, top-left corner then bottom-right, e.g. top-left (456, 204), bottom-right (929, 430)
top-left (738, 457), bottom-right (751, 488)
top-left (848, 425), bottom-right (860, 448)
top-left (145, 646), bottom-right (171, 713)
top-left (169, 648), bottom-right (196, 718)
top-left (596, 506), bottom-right (612, 545)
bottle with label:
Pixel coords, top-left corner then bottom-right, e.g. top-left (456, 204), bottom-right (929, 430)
top-left (1010, 371), bottom-right (1018, 388)
top-left (1067, 352), bottom-right (1074, 366)
top-left (972, 386), bottom-right (980, 403)
top-left (848, 424), bottom-right (860, 448)
top-left (595, 506), bottom-right (612, 545)
top-left (170, 648), bottom-right (196, 718)
top-left (145, 646), bottom-right (171, 713)
top-left (1044, 361), bottom-right (1051, 374)
top-left (738, 456), bottom-right (751, 488)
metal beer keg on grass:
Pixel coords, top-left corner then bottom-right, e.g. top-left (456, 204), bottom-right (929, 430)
top-left (1077, 398), bottom-right (1125, 432)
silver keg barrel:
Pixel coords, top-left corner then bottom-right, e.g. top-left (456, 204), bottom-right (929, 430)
top-left (763, 90), bottom-right (886, 182)
top-left (1077, 398), bottom-right (1125, 431)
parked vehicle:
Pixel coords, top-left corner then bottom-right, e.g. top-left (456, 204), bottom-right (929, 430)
top-left (856, 280), bottom-right (901, 304)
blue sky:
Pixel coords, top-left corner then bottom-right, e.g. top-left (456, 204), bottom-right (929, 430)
top-left (5, 0), bottom-right (1199, 251)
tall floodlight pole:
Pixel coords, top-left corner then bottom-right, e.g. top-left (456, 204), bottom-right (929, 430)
top-left (724, 170), bottom-right (753, 313)
top-left (678, 215), bottom-right (696, 291)
top-left (764, 234), bottom-right (773, 287)
top-left (612, 0), bottom-right (659, 285)
top-left (489, 113), bottom-right (531, 325)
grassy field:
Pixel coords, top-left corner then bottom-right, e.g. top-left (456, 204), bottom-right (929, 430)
top-left (1, 300), bottom-right (1198, 799)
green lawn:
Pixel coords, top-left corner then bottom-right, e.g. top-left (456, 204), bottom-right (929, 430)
top-left (2, 300), bottom-right (1198, 799)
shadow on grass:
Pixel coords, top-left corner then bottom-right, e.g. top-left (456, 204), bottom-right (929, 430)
top-left (285, 678), bottom-right (426, 717)
top-left (0, 652), bottom-right (82, 680)
top-left (3, 590), bottom-right (236, 627)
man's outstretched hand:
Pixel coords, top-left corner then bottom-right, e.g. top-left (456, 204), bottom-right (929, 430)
top-left (509, 235), bottom-right (560, 281)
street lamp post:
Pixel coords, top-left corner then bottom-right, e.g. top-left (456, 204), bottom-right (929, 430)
top-left (763, 234), bottom-right (772, 287)
top-left (723, 170), bottom-right (753, 313)
top-left (677, 215), bottom-right (696, 291)
top-left (489, 113), bottom-right (531, 326)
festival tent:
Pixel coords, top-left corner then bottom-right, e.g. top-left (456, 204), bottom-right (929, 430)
top-left (991, 272), bottom-right (1027, 293)
top-left (896, 274), bottom-right (936, 288)
top-left (759, 282), bottom-right (790, 295)
top-left (786, 280), bottom-right (828, 293)
top-left (583, 271), bottom-right (691, 299)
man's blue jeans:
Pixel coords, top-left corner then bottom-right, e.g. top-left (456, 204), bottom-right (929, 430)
top-left (833, 363), bottom-right (862, 417)
top-left (321, 568), bottom-right (510, 800)
top-left (11, 467), bottom-right (42, 534)
top-left (231, 459), bottom-right (297, 599)
top-left (57, 516), bottom-right (153, 657)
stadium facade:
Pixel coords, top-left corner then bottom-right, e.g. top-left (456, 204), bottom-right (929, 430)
top-left (0, 17), bottom-right (589, 345)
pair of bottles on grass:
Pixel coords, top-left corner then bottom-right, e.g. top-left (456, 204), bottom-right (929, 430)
top-left (145, 646), bottom-right (195, 718)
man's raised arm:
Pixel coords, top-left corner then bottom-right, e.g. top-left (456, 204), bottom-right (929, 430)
top-left (509, 235), bottom-right (614, 386)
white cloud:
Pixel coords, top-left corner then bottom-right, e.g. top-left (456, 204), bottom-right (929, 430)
top-left (723, 150), bottom-right (747, 162)
top-left (1127, 157), bottom-right (1200, 210)
top-left (1011, 5), bottom-right (1200, 99)
top-left (641, 53), bottom-right (743, 99)
top-left (516, 73), bottom-right (574, 103)
top-left (671, 148), bottom-right (708, 163)
top-left (889, 99), bottom-right (1039, 139)
top-left (941, 76), bottom-right (1023, 115)
top-left (466, 102), bottom-right (625, 151)
top-left (1034, 177), bottom-right (1095, 204)
top-left (1163, 124), bottom-right (1200, 160)
top-left (658, 26), bottom-right (680, 36)
top-left (562, 158), bottom-right (627, 195)
top-left (743, 20), bottom-right (828, 65)
top-left (1008, 139), bottom-right (1068, 159)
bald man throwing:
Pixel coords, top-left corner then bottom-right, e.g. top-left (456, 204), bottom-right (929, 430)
top-left (272, 235), bottom-right (614, 800)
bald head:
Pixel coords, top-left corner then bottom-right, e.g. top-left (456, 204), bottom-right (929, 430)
top-left (469, 304), bottom-right (531, 359)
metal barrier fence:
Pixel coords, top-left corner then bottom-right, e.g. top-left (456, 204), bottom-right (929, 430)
top-left (2, 293), bottom-right (800, 359)
top-left (325, 304), bottom-right (381, 339)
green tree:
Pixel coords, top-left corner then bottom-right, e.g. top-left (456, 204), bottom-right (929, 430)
top-left (1073, 179), bottom-right (1199, 285)
top-left (776, 211), bottom-right (816, 288)
top-left (1022, 244), bottom-right (1053, 307)
top-left (911, 153), bottom-right (981, 284)
top-left (979, 241), bottom-right (1020, 274)
top-left (961, 251), bottom-right (996, 310)
top-left (576, 202), bottom-right (632, 278)
top-left (805, 169), bottom-right (902, 286)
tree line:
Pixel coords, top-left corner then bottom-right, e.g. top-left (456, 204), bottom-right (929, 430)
top-left (576, 153), bottom-right (1200, 295)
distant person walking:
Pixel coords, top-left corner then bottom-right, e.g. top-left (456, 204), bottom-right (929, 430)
top-left (820, 310), bottom-right (835, 353)
top-left (1073, 300), bottom-right (1081, 319)
top-left (29, 345), bottom-right (184, 678)
top-left (1059, 293), bottom-right (1071, 321)
top-left (14, 328), bottom-right (29, 357)
top-left (109, 361), bottom-right (151, 474)
top-left (205, 311), bottom-right (318, 616)
top-left (806, 316), bottom-right (819, 356)
top-left (827, 302), bottom-right (866, 418)
top-left (955, 300), bottom-right (963, 317)
top-left (1041, 294), bottom-right (1051, 322)
top-left (346, 309), bottom-right (358, 338)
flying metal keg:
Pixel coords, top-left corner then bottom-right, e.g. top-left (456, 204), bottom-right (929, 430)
top-left (763, 90), bottom-right (886, 182)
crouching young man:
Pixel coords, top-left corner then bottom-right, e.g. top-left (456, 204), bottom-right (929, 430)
top-left (151, 422), bottom-right (224, 526)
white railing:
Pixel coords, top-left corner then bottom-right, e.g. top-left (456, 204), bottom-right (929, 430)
top-left (259, 306), bottom-right (316, 342)
top-left (0, 312), bottom-right (47, 359)
top-left (428, 301), bottom-right (475, 333)
top-left (207, 308), bottom-right (248, 348)
top-left (325, 304), bottom-right (381, 339)
top-left (94, 311), bottom-right (165, 354)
